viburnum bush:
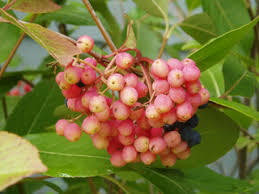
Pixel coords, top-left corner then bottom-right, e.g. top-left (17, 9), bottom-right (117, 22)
top-left (1, 0), bottom-right (259, 193)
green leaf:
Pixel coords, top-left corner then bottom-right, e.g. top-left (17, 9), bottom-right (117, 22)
top-left (5, 79), bottom-right (64, 136)
top-left (186, 0), bottom-right (201, 11)
top-left (35, 2), bottom-right (95, 26)
top-left (0, 131), bottom-right (47, 191)
top-left (179, 13), bottom-right (217, 44)
top-left (10, 0), bottom-right (61, 13)
top-left (54, 105), bottom-right (80, 119)
top-left (210, 97), bottom-right (259, 121)
top-left (188, 16), bottom-right (259, 71)
top-left (124, 21), bottom-right (137, 49)
top-left (200, 63), bottom-right (225, 97)
top-left (133, 0), bottom-right (168, 18)
top-left (0, 9), bottom-right (80, 65)
top-left (0, 74), bottom-right (22, 98)
top-left (223, 108), bottom-right (252, 129)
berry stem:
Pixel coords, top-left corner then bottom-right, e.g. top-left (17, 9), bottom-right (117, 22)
top-left (140, 63), bottom-right (153, 98)
top-left (77, 58), bottom-right (103, 75)
top-left (69, 113), bottom-right (84, 122)
top-left (82, 0), bottom-right (117, 52)
top-left (104, 56), bottom-right (117, 74)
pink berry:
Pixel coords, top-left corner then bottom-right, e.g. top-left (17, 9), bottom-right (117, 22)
top-left (129, 103), bottom-right (144, 121)
top-left (163, 131), bottom-right (181, 148)
top-left (145, 104), bottom-right (161, 120)
top-left (122, 145), bottom-right (137, 163)
top-left (9, 88), bottom-right (20, 96)
top-left (77, 35), bottom-right (94, 53)
top-left (159, 147), bottom-right (171, 157)
top-left (98, 121), bottom-right (112, 137)
top-left (154, 94), bottom-right (173, 113)
top-left (56, 119), bottom-right (70, 136)
top-left (124, 73), bottom-right (138, 87)
top-left (74, 96), bottom-right (87, 113)
top-left (134, 136), bottom-right (149, 152)
top-left (169, 87), bottom-right (186, 104)
top-left (136, 82), bottom-right (148, 98)
top-left (151, 59), bottom-right (169, 78)
top-left (183, 65), bottom-right (200, 82)
top-left (167, 58), bottom-right (184, 70)
top-left (107, 73), bottom-right (125, 91)
top-left (176, 148), bottom-right (191, 160)
top-left (64, 66), bottom-right (81, 84)
top-left (67, 98), bottom-right (77, 111)
top-left (24, 84), bottom-right (32, 93)
top-left (82, 115), bottom-right (101, 135)
top-left (182, 58), bottom-right (196, 67)
top-left (95, 108), bottom-right (110, 122)
top-left (82, 57), bottom-right (97, 67)
top-left (148, 118), bottom-right (164, 128)
top-left (176, 101), bottom-right (193, 121)
top-left (92, 134), bottom-right (109, 149)
top-left (187, 93), bottom-right (202, 108)
top-left (55, 72), bottom-right (64, 85)
top-left (172, 141), bottom-right (188, 154)
top-left (135, 126), bottom-right (150, 137)
top-left (167, 69), bottom-right (184, 88)
top-left (112, 101), bottom-right (130, 120)
top-left (152, 79), bottom-right (170, 95)
top-left (118, 119), bottom-right (134, 136)
top-left (140, 151), bottom-right (156, 165)
top-left (199, 88), bottom-right (210, 105)
top-left (81, 67), bottom-right (96, 85)
top-left (81, 90), bottom-right (98, 108)
top-left (118, 134), bottom-right (135, 146)
top-left (186, 80), bottom-right (201, 95)
top-left (162, 109), bottom-right (177, 125)
top-left (89, 95), bottom-right (108, 113)
top-left (160, 153), bottom-right (177, 167)
top-left (110, 151), bottom-right (126, 167)
top-left (62, 84), bottom-right (81, 99)
top-left (59, 77), bottom-right (71, 90)
top-left (149, 137), bottom-right (167, 154)
top-left (150, 128), bottom-right (163, 137)
top-left (107, 137), bottom-right (123, 155)
top-left (64, 123), bottom-right (81, 142)
top-left (116, 52), bottom-right (134, 69)
top-left (120, 86), bottom-right (138, 106)
top-left (136, 113), bottom-right (151, 129)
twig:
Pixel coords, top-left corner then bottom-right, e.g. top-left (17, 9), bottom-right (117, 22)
top-left (104, 56), bottom-right (116, 74)
top-left (140, 63), bottom-right (153, 98)
top-left (17, 183), bottom-right (25, 194)
top-left (238, 147), bottom-right (247, 179)
top-left (77, 58), bottom-right (103, 75)
top-left (0, 14), bottom-right (37, 78)
top-left (68, 114), bottom-right (84, 122)
top-left (82, 0), bottom-right (117, 52)
top-left (240, 127), bottom-right (259, 144)
top-left (2, 97), bottom-right (8, 120)
top-left (101, 175), bottom-right (129, 194)
top-left (88, 177), bottom-right (98, 194)
top-left (21, 77), bottom-right (34, 87)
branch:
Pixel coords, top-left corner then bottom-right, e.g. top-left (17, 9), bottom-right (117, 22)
top-left (240, 127), bottom-right (259, 144)
top-left (88, 177), bottom-right (97, 194)
top-left (82, 0), bottom-right (117, 52)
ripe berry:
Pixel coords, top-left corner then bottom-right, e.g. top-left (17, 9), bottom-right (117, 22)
top-left (120, 86), bottom-right (138, 106)
top-left (168, 87), bottom-right (186, 104)
top-left (98, 121), bottom-right (112, 137)
top-left (140, 151), bottom-right (156, 165)
top-left (167, 58), bottom-right (184, 70)
top-left (145, 104), bottom-right (161, 120)
top-left (187, 93), bottom-right (202, 108)
top-left (199, 88), bottom-right (210, 105)
top-left (136, 113), bottom-right (151, 129)
top-left (59, 77), bottom-right (71, 90)
top-left (134, 126), bottom-right (150, 137)
top-left (81, 67), bottom-right (96, 85)
top-left (82, 57), bottom-right (97, 67)
top-left (112, 100), bottom-right (130, 120)
top-left (64, 66), bottom-right (81, 84)
top-left (148, 118), bottom-right (164, 128)
top-left (150, 128), bottom-right (163, 137)
top-left (64, 123), bottom-right (81, 142)
top-left (92, 134), bottom-right (109, 149)
top-left (159, 147), bottom-right (171, 157)
top-left (172, 141), bottom-right (188, 154)
top-left (152, 79), bottom-right (170, 95)
top-left (77, 35), bottom-right (94, 53)
top-left (151, 59), bottom-right (169, 79)
top-left (118, 133), bottom-right (135, 146)
top-left (110, 151), bottom-right (126, 167)
top-left (179, 126), bottom-right (193, 141)
top-left (82, 115), bottom-right (101, 135)
top-left (160, 153), bottom-right (177, 167)
top-left (55, 72), bottom-right (64, 85)
top-left (62, 84), bottom-right (81, 99)
top-left (56, 119), bottom-right (70, 136)
top-left (167, 69), bottom-right (184, 88)
top-left (124, 73), bottom-right (138, 88)
top-left (185, 80), bottom-right (201, 95)
top-left (134, 136), bottom-right (149, 152)
top-left (107, 73), bottom-right (125, 91)
top-left (183, 65), bottom-right (200, 82)
top-left (95, 108), bottom-right (110, 122)
top-left (122, 145), bottom-right (137, 163)
top-left (107, 137), bottom-right (123, 155)
top-left (136, 81), bottom-right (148, 98)
top-left (81, 90), bottom-right (98, 109)
top-left (154, 94), bottom-right (173, 113)
top-left (162, 109), bottom-right (177, 125)
top-left (176, 101), bottom-right (193, 121)
top-left (129, 103), bottom-right (144, 121)
top-left (118, 119), bottom-right (134, 136)
top-left (176, 148), bottom-right (191, 160)
top-left (163, 131), bottom-right (181, 148)
top-left (116, 52), bottom-right (134, 69)
top-left (182, 58), bottom-right (196, 67)
top-left (89, 95), bottom-right (108, 113)
top-left (149, 137), bottom-right (167, 154)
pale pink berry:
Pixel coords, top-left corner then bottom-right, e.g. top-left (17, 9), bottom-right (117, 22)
top-left (56, 119), bottom-right (70, 136)
top-left (140, 151), bottom-right (156, 165)
top-left (81, 67), bottom-right (96, 85)
top-left (136, 82), bottom-right (148, 98)
top-left (145, 104), bottom-right (161, 120)
top-left (110, 151), bottom-right (126, 167)
top-left (77, 35), bottom-right (94, 53)
top-left (176, 148), bottom-right (191, 160)
top-left (160, 153), bottom-right (177, 167)
top-left (151, 59), bottom-right (169, 78)
top-left (62, 85), bottom-right (81, 99)
top-left (64, 66), bottom-right (81, 84)
top-left (89, 95), bottom-right (108, 113)
top-left (150, 128), bottom-right (163, 137)
top-left (64, 123), bottom-right (81, 142)
top-left (167, 58), bottom-right (184, 70)
top-left (116, 52), bottom-right (134, 69)
top-left (92, 134), bottom-right (109, 149)
top-left (122, 145), bottom-right (137, 163)
top-left (182, 58), bottom-right (196, 67)
top-left (118, 119), bottom-right (134, 136)
top-left (81, 90), bottom-right (98, 108)
top-left (154, 94), bottom-right (173, 113)
top-left (74, 96), bottom-right (87, 113)
top-left (149, 137), bottom-right (167, 154)
top-left (135, 126), bottom-right (150, 137)
top-left (112, 101), bottom-right (130, 120)
top-left (82, 115), bottom-right (100, 135)
top-left (107, 73), bottom-right (125, 91)
top-left (199, 88), bottom-right (210, 105)
top-left (167, 69), bottom-right (184, 88)
top-left (169, 87), bottom-right (186, 104)
top-left (163, 131), bottom-right (181, 148)
top-left (136, 113), bottom-right (151, 129)
top-left (124, 73), bottom-right (138, 87)
top-left (82, 57), bottom-right (97, 67)
top-left (98, 121), bottom-right (112, 137)
top-left (129, 102), bottom-right (144, 121)
top-left (120, 87), bottom-right (138, 106)
top-left (162, 109), bottom-right (177, 125)
top-left (172, 141), bottom-right (188, 154)
top-left (118, 134), bottom-right (135, 146)
top-left (152, 79), bottom-right (170, 95)
top-left (186, 80), bottom-right (201, 95)
top-left (55, 72), bottom-right (64, 85)
top-left (148, 118), bottom-right (164, 128)
top-left (67, 98), bottom-right (77, 111)
top-left (183, 65), bottom-right (200, 82)
top-left (176, 101), bottom-right (193, 121)
top-left (59, 77), bottom-right (71, 90)
top-left (95, 108), bottom-right (110, 122)
top-left (187, 93), bottom-right (202, 108)
top-left (134, 136), bottom-right (149, 152)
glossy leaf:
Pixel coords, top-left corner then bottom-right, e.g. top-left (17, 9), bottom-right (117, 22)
top-left (210, 97), bottom-right (259, 121)
top-left (186, 0), bottom-right (201, 11)
top-left (124, 21), bottom-right (137, 49)
top-left (0, 9), bottom-right (80, 65)
top-left (0, 131), bottom-right (47, 191)
top-left (5, 79), bottom-right (64, 136)
top-left (188, 16), bottom-right (259, 71)
top-left (10, 0), bottom-right (61, 13)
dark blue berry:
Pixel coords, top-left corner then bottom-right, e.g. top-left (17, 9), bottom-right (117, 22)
top-left (179, 126), bottom-right (193, 141)
top-left (76, 80), bottom-right (85, 88)
top-left (163, 124), bottom-right (175, 132)
top-left (172, 121), bottom-right (186, 130)
top-left (198, 103), bottom-right (208, 109)
top-left (186, 114), bottom-right (199, 128)
top-left (65, 98), bottom-right (68, 108)
top-left (188, 130), bottom-right (201, 147)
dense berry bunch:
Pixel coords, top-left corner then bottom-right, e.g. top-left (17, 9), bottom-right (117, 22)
top-left (55, 35), bottom-right (210, 167)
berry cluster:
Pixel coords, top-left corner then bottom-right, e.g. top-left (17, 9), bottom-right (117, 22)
top-left (7, 80), bottom-right (32, 96)
top-left (55, 35), bottom-right (210, 167)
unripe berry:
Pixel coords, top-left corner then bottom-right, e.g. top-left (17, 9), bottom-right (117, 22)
top-left (199, 88), bottom-right (210, 105)
top-left (160, 153), bottom-right (177, 167)
top-left (77, 35), bottom-right (94, 53)
top-left (112, 101), bottom-right (130, 120)
top-left (186, 80), bottom-right (201, 95)
top-left (150, 128), bottom-right (163, 137)
top-left (95, 108), bottom-right (110, 122)
top-left (145, 104), bottom-right (161, 120)
top-left (149, 137), bottom-right (167, 154)
top-left (134, 136), bottom-right (149, 152)
top-left (55, 72), bottom-right (64, 85)
top-left (92, 134), bottom-right (109, 149)
top-left (163, 131), bottom-right (181, 148)
top-left (148, 118), bottom-right (164, 128)
top-left (82, 115), bottom-right (101, 135)
top-left (183, 65), bottom-right (200, 82)
top-left (64, 123), bottom-right (81, 142)
top-left (129, 102), bottom-right (144, 121)
top-left (116, 52), bottom-right (134, 69)
top-left (82, 57), bottom-right (97, 67)
top-left (118, 119), bottom-right (134, 136)
top-left (169, 87), bottom-right (186, 104)
top-left (118, 134), bottom-right (135, 146)
top-left (172, 141), bottom-right (188, 154)
top-left (136, 82), bottom-right (148, 98)
top-left (167, 69), bottom-right (184, 88)
top-left (154, 94), bottom-right (173, 113)
top-left (56, 119), bottom-right (70, 136)
top-left (167, 58), bottom-right (184, 70)
top-left (120, 86), bottom-right (138, 106)
top-left (162, 109), bottom-right (177, 125)
top-left (81, 67), bottom-right (96, 85)
top-left (140, 151), bottom-right (156, 165)
top-left (62, 84), bottom-right (81, 99)
top-left (107, 73), bottom-right (125, 91)
top-left (124, 73), bottom-right (138, 88)
top-left (81, 90), bottom-right (98, 108)
top-left (135, 126), bottom-right (150, 137)
top-left (136, 113), bottom-right (151, 129)
top-left (176, 148), bottom-right (191, 160)
top-left (64, 66), bottom-right (81, 84)
top-left (89, 95), bottom-right (108, 113)
top-left (99, 121), bottom-right (112, 137)
top-left (176, 101), bottom-right (193, 121)
top-left (110, 151), bottom-right (126, 167)
top-left (187, 93), bottom-right (202, 108)
top-left (182, 58), bottom-right (196, 67)
top-left (122, 145), bottom-right (137, 163)
top-left (152, 79), bottom-right (170, 95)
top-left (151, 59), bottom-right (169, 78)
